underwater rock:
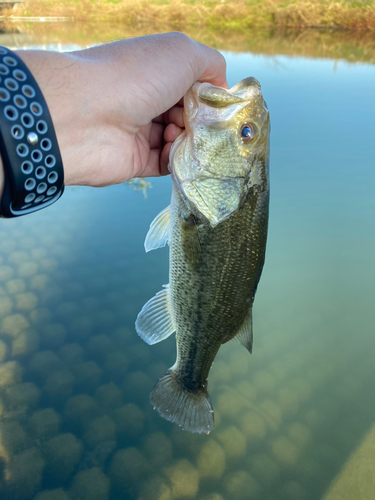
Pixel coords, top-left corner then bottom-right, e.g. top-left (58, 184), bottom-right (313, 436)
top-left (271, 436), bottom-right (300, 466)
top-left (109, 447), bottom-right (150, 491)
top-left (3, 446), bottom-right (44, 500)
top-left (83, 415), bottom-right (117, 448)
top-left (30, 274), bottom-right (49, 290)
top-left (147, 362), bottom-right (169, 382)
top-left (240, 411), bottom-right (267, 441)
top-left (18, 261), bottom-right (38, 277)
top-left (296, 457), bottom-right (320, 482)
top-left (110, 327), bottom-right (133, 351)
top-left (70, 467), bottom-right (110, 500)
top-left (15, 292), bottom-right (38, 311)
top-left (11, 329), bottom-right (40, 357)
top-left (289, 378), bottom-right (312, 403)
top-left (127, 343), bottom-right (152, 365)
top-left (41, 323), bottom-right (67, 348)
top-left (29, 308), bottom-right (51, 326)
top-left (170, 426), bottom-right (203, 456)
top-left (280, 481), bottom-right (308, 500)
top-left (143, 432), bottom-right (173, 469)
top-left (0, 296), bottom-right (13, 317)
top-left (287, 423), bottom-right (312, 449)
top-left (44, 368), bottom-right (75, 399)
top-left (0, 338), bottom-right (8, 362)
top-left (58, 343), bottom-right (85, 366)
top-left (278, 387), bottom-right (300, 417)
top-left (112, 404), bottom-right (144, 438)
top-left (94, 382), bottom-right (122, 411)
top-left (1, 313), bottom-right (30, 337)
top-left (208, 360), bottom-right (232, 385)
top-left (81, 296), bottom-right (101, 311)
top-left (138, 474), bottom-right (172, 500)
top-left (70, 316), bottom-right (94, 340)
top-left (8, 251), bottom-right (29, 265)
top-left (304, 408), bottom-right (325, 428)
top-left (43, 433), bottom-right (83, 483)
top-left (163, 459), bottom-right (199, 499)
top-left (56, 301), bottom-right (81, 319)
top-left (30, 248), bottom-right (47, 260)
top-left (0, 360), bottom-right (23, 387)
top-left (0, 420), bottom-right (28, 461)
top-left (217, 426), bottom-right (246, 458)
top-left (4, 382), bottom-right (40, 418)
top-left (234, 380), bottom-right (257, 401)
top-left (18, 236), bottom-right (36, 250)
top-left (258, 400), bottom-right (282, 429)
top-left (253, 370), bottom-right (277, 394)
top-left (87, 335), bottom-right (114, 360)
top-left (39, 258), bottom-right (58, 273)
top-left (81, 440), bottom-right (117, 469)
top-left (224, 471), bottom-right (260, 500)
top-left (197, 439), bottom-right (226, 478)
top-left (250, 453), bottom-right (281, 485)
top-left (28, 350), bottom-right (63, 379)
top-left (0, 265), bottom-right (14, 281)
top-left (91, 309), bottom-right (116, 328)
top-left (217, 389), bottom-right (244, 417)
top-left (122, 371), bottom-right (152, 400)
top-left (33, 488), bottom-right (71, 500)
top-left (64, 394), bottom-right (99, 426)
top-left (104, 351), bottom-right (129, 375)
top-left (198, 495), bottom-right (225, 500)
top-left (73, 361), bottom-right (103, 391)
top-left (6, 278), bottom-right (26, 294)
top-left (229, 350), bottom-right (251, 377)
top-left (29, 408), bottom-right (61, 439)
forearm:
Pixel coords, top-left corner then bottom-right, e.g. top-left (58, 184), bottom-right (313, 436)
top-left (0, 34), bottom-right (226, 210)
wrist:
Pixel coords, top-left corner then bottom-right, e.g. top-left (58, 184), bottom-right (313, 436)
top-left (0, 156), bottom-right (3, 201)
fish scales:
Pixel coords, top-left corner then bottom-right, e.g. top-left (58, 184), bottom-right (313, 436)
top-left (136, 77), bottom-right (270, 433)
top-left (169, 184), bottom-right (268, 391)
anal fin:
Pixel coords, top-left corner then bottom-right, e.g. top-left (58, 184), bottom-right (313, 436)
top-left (233, 309), bottom-right (253, 353)
top-left (135, 285), bottom-right (175, 345)
top-left (144, 206), bottom-right (170, 252)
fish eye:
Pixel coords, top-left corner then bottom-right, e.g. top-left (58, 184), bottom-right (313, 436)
top-left (240, 123), bottom-right (257, 144)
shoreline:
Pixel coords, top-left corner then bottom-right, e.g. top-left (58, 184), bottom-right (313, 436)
top-left (3, 0), bottom-right (375, 32)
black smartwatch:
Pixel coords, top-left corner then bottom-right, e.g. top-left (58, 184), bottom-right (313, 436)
top-left (0, 46), bottom-right (64, 218)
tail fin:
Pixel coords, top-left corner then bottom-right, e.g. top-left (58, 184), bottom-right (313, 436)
top-left (150, 367), bottom-right (214, 434)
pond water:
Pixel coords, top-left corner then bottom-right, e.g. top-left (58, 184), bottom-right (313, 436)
top-left (0, 28), bottom-right (374, 500)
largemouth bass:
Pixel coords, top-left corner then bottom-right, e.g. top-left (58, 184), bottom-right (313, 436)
top-left (136, 77), bottom-right (270, 434)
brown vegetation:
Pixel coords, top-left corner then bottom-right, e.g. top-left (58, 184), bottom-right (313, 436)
top-left (5, 0), bottom-right (375, 32)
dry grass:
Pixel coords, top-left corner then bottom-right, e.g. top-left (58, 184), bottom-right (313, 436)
top-left (4, 20), bottom-right (375, 65)
top-left (5, 0), bottom-right (375, 31)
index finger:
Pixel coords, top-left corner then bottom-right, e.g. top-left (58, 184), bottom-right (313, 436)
top-left (192, 39), bottom-right (228, 89)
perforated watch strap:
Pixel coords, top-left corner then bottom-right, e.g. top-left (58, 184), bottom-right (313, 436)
top-left (0, 46), bottom-right (64, 218)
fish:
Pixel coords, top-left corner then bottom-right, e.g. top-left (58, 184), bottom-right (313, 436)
top-left (135, 77), bottom-right (270, 434)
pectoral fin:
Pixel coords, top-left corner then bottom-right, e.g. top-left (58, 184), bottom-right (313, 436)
top-left (135, 285), bottom-right (175, 345)
top-left (144, 206), bottom-right (170, 252)
top-left (233, 310), bottom-right (253, 353)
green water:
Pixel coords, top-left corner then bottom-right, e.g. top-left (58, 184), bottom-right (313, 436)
top-left (0, 28), bottom-right (374, 500)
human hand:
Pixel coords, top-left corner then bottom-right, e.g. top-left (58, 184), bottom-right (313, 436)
top-left (14, 32), bottom-right (227, 188)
